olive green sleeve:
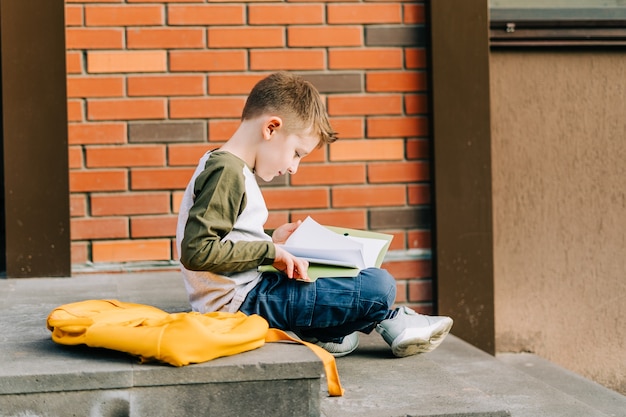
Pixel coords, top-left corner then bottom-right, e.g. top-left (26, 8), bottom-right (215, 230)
top-left (180, 156), bottom-right (275, 273)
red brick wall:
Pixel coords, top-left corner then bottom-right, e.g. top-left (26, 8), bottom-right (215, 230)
top-left (66, 0), bottom-right (433, 313)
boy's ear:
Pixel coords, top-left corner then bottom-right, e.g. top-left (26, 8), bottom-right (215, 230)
top-left (263, 116), bottom-right (283, 140)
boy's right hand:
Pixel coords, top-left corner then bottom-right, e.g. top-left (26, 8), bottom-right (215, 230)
top-left (272, 246), bottom-right (310, 281)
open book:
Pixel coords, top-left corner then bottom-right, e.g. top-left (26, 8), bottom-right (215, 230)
top-left (259, 216), bottom-right (393, 281)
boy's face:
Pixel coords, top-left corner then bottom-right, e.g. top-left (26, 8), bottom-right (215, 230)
top-left (254, 123), bottom-right (318, 182)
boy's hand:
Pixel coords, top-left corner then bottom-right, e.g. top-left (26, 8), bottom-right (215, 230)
top-left (271, 220), bottom-right (302, 244)
top-left (273, 245), bottom-right (310, 282)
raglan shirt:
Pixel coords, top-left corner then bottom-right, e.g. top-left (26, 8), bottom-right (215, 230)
top-left (176, 150), bottom-right (276, 313)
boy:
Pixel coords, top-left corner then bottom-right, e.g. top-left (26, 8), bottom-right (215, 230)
top-left (176, 72), bottom-right (453, 358)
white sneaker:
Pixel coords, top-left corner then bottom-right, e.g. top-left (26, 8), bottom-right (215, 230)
top-left (376, 306), bottom-right (453, 357)
top-left (302, 332), bottom-right (360, 358)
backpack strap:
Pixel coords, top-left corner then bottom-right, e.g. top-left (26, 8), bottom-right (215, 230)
top-left (265, 328), bottom-right (344, 397)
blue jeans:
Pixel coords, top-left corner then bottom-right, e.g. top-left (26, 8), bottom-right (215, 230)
top-left (239, 268), bottom-right (396, 343)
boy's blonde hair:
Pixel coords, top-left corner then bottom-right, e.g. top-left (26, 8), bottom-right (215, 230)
top-left (241, 72), bottom-right (338, 147)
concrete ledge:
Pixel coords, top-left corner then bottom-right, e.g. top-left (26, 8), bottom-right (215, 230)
top-left (498, 353), bottom-right (626, 417)
top-left (2, 272), bottom-right (624, 417)
top-left (0, 273), bottom-right (323, 417)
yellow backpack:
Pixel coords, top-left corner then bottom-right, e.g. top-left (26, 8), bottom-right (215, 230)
top-left (47, 299), bottom-right (343, 396)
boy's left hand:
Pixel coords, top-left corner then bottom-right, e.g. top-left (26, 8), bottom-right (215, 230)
top-left (271, 220), bottom-right (302, 244)
top-left (272, 245), bottom-right (310, 281)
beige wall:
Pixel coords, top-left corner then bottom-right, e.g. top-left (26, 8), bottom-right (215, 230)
top-left (490, 51), bottom-right (626, 394)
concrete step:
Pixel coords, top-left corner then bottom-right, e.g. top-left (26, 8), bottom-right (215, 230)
top-left (321, 332), bottom-right (626, 417)
top-left (1, 271), bottom-right (624, 417)
top-left (0, 273), bottom-right (324, 417)
top-left (498, 352), bottom-right (626, 417)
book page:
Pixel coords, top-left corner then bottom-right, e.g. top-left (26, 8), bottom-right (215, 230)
top-left (279, 217), bottom-right (366, 269)
top-left (344, 235), bottom-right (390, 268)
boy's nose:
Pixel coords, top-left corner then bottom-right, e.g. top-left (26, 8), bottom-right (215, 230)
top-left (287, 160), bottom-right (299, 175)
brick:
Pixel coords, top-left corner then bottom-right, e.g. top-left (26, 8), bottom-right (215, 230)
top-left (368, 161), bottom-right (430, 183)
top-left (88, 98), bottom-right (166, 121)
top-left (408, 184), bottom-right (431, 205)
top-left (327, 4), bottom-right (402, 24)
top-left (71, 217), bottom-right (128, 240)
top-left (406, 138), bottom-right (429, 159)
top-left (327, 94), bottom-right (402, 116)
top-left (291, 210), bottom-right (366, 230)
top-left (208, 27), bottom-right (284, 48)
top-left (67, 76), bottom-right (124, 98)
top-left (66, 0), bottom-right (121, 3)
top-left (403, 303), bottom-right (434, 315)
top-left (131, 167), bottom-right (194, 190)
top-left (395, 280), bottom-right (408, 303)
top-left (70, 194), bottom-right (87, 217)
top-left (329, 48), bottom-right (403, 70)
top-left (409, 280), bottom-right (433, 302)
top-left (65, 5), bottom-right (83, 26)
top-left (67, 100), bottom-right (84, 122)
top-left (129, 121), bottom-right (206, 143)
top-left (208, 120), bottom-right (239, 141)
top-left (169, 144), bottom-right (212, 166)
top-left (69, 169), bottom-right (128, 192)
top-left (370, 207), bottom-right (431, 229)
top-left (260, 175), bottom-right (288, 189)
top-left (86, 145), bottom-right (166, 168)
top-left (329, 139), bottom-right (404, 161)
top-left (367, 71), bottom-right (427, 92)
top-left (404, 3), bottom-right (426, 24)
top-left (170, 97), bottom-right (246, 119)
top-left (291, 164), bottom-right (365, 186)
top-left (127, 75), bottom-right (205, 97)
top-left (68, 146), bottom-right (83, 169)
top-left (407, 230), bottom-right (431, 249)
top-left (87, 51), bottom-right (167, 73)
top-left (66, 52), bottom-right (83, 74)
top-left (167, 5), bottom-right (244, 25)
top-left (332, 185), bottom-right (405, 208)
top-left (365, 25), bottom-right (424, 47)
top-left (301, 73), bottom-right (362, 94)
top-left (128, 0), bottom-right (202, 2)
top-left (127, 28), bottom-right (205, 49)
top-left (91, 192), bottom-right (171, 216)
top-left (92, 239), bottom-right (171, 263)
top-left (85, 5), bottom-right (164, 27)
top-left (249, 4), bottom-right (324, 25)
top-left (261, 212), bottom-right (286, 231)
top-left (388, 231), bottom-right (406, 251)
top-left (131, 215), bottom-right (177, 238)
top-left (208, 74), bottom-right (267, 95)
top-left (263, 188), bottom-right (329, 210)
top-left (71, 242), bottom-right (89, 265)
top-left (385, 259), bottom-right (431, 280)
top-left (405, 94), bottom-right (429, 115)
top-left (368, 116), bottom-right (428, 138)
top-left (301, 146), bottom-right (326, 164)
top-left (171, 239), bottom-right (178, 261)
top-left (250, 49), bottom-right (325, 71)
top-left (405, 48), bottom-right (428, 69)
top-left (329, 118), bottom-right (363, 139)
top-left (66, 28), bottom-right (124, 50)
top-left (288, 26), bottom-right (361, 47)
top-left (68, 122), bottom-right (127, 145)
top-left (172, 191), bottom-right (184, 213)
top-left (170, 50), bottom-right (246, 72)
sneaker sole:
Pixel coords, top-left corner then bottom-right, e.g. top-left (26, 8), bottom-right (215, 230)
top-left (390, 317), bottom-right (453, 358)
top-left (326, 342), bottom-right (359, 358)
